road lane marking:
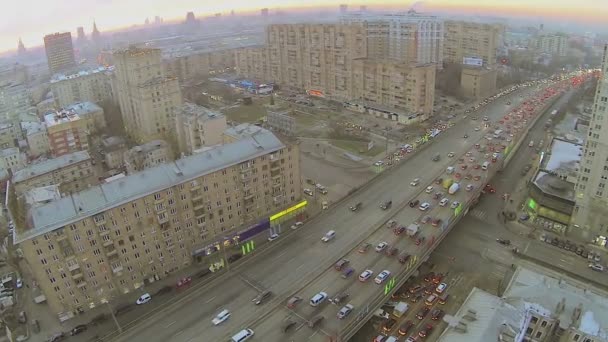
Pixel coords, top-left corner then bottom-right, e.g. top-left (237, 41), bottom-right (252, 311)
top-left (165, 321), bottom-right (176, 328)
top-left (296, 264), bottom-right (305, 272)
top-left (277, 250), bottom-right (288, 259)
top-left (175, 330), bottom-right (184, 336)
top-left (205, 296), bottom-right (216, 303)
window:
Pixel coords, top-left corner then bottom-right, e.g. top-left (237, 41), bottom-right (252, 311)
top-left (540, 321), bottom-right (547, 327)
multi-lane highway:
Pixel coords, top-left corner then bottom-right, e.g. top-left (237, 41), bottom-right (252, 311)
top-left (111, 83), bottom-right (554, 342)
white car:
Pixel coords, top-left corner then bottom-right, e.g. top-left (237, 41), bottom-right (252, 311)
top-left (375, 242), bottom-right (388, 252)
top-left (447, 152), bottom-right (455, 157)
top-left (373, 161), bottom-right (384, 166)
top-left (303, 188), bottom-right (314, 196)
top-left (466, 184), bottom-right (474, 192)
top-left (337, 304), bottom-right (354, 319)
top-left (425, 186), bottom-right (434, 193)
top-left (136, 293), bottom-right (151, 305)
top-left (450, 201), bottom-right (460, 209)
top-left (410, 178), bottom-right (420, 186)
top-left (589, 264), bottom-right (604, 272)
top-left (212, 309), bottom-right (231, 325)
top-left (321, 230), bottom-right (336, 242)
top-left (374, 270), bottom-right (391, 284)
top-left (268, 233), bottom-right (279, 242)
top-left (359, 270), bottom-right (374, 282)
top-left (291, 221), bottom-right (304, 230)
top-left (436, 283), bottom-right (448, 294)
top-left (15, 279), bottom-right (22, 289)
top-left (419, 202), bottom-right (431, 211)
top-left (439, 198), bottom-right (449, 207)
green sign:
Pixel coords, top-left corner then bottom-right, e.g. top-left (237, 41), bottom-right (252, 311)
top-left (384, 278), bottom-right (397, 295)
top-left (527, 198), bottom-right (538, 211)
top-left (454, 203), bottom-right (463, 216)
top-left (241, 240), bottom-right (256, 255)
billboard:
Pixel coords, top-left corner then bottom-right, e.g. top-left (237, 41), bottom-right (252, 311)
top-left (463, 57), bottom-right (483, 67)
top-left (307, 89), bottom-right (325, 98)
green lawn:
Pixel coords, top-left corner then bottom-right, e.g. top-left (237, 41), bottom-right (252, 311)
top-left (330, 139), bottom-right (384, 156)
top-left (224, 103), bottom-right (268, 123)
top-left (292, 113), bottom-right (319, 127)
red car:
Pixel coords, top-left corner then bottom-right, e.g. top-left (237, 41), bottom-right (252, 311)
top-left (418, 324), bottom-right (434, 338)
top-left (454, 173), bottom-right (462, 179)
top-left (473, 164), bottom-right (481, 169)
top-left (460, 164), bottom-right (468, 170)
top-left (432, 218), bottom-right (442, 227)
top-left (176, 276), bottom-right (192, 289)
top-left (485, 184), bottom-right (496, 193)
top-left (415, 236), bottom-right (425, 245)
top-left (431, 273), bottom-right (443, 284)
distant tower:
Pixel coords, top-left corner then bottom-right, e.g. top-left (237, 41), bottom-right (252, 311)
top-left (261, 8), bottom-right (269, 17)
top-left (339, 4), bottom-right (348, 14)
top-left (17, 38), bottom-right (26, 56)
top-left (91, 21), bottom-right (101, 43)
top-left (186, 12), bottom-right (196, 23)
top-left (43, 32), bottom-right (76, 74)
top-left (76, 26), bottom-right (87, 46)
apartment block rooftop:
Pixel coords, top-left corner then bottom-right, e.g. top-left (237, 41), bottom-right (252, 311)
top-left (533, 137), bottom-right (583, 201)
top-left (63, 101), bottom-right (103, 116)
top-left (44, 109), bottom-right (81, 127)
top-left (16, 129), bottom-right (284, 243)
top-left (224, 123), bottom-right (266, 140)
top-left (50, 66), bottom-right (114, 83)
top-left (177, 102), bottom-right (224, 120)
top-left (12, 151), bottom-right (91, 183)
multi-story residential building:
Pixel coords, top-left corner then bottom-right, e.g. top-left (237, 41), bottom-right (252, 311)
top-left (63, 102), bottom-right (106, 132)
top-left (573, 45), bottom-right (608, 238)
top-left (531, 33), bottom-right (568, 57)
top-left (11, 150), bottom-right (95, 196)
top-left (234, 46), bottom-right (268, 82)
top-left (45, 109), bottom-right (89, 157)
top-left (123, 140), bottom-right (173, 174)
top-left (43, 32), bottom-right (77, 75)
top-left (162, 48), bottom-right (237, 83)
top-left (0, 81), bottom-right (35, 123)
top-left (21, 121), bottom-right (50, 158)
top-left (0, 122), bottom-right (22, 149)
top-left (50, 66), bottom-right (114, 108)
top-left (460, 66), bottom-right (498, 99)
top-left (112, 47), bottom-right (183, 144)
top-left (101, 136), bottom-right (127, 170)
top-left (12, 129), bottom-right (300, 318)
top-left (443, 20), bottom-right (504, 67)
top-left (174, 103), bottom-right (227, 155)
top-left (341, 11), bottom-right (444, 65)
top-left (0, 147), bottom-right (25, 171)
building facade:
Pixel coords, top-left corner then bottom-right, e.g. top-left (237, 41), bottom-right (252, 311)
top-left (174, 103), bottom-right (227, 155)
top-left (0, 147), bottom-right (25, 171)
top-left (572, 45), bottom-right (608, 238)
top-left (22, 121), bottom-right (50, 158)
top-left (50, 67), bottom-right (114, 108)
top-left (532, 34), bottom-right (568, 57)
top-left (11, 151), bottom-right (95, 196)
top-left (112, 47), bottom-right (183, 144)
top-left (14, 130), bottom-right (300, 317)
top-left (234, 46), bottom-right (269, 82)
top-left (0, 122), bottom-right (22, 149)
top-left (45, 110), bottom-right (90, 157)
top-left (101, 136), bottom-right (127, 170)
top-left (162, 48), bottom-right (236, 83)
top-left (124, 140), bottom-right (173, 175)
top-left (443, 20), bottom-right (505, 67)
top-left (0, 81), bottom-right (35, 123)
top-left (63, 102), bottom-right (106, 132)
top-left (460, 67), bottom-right (498, 99)
top-left (43, 32), bottom-right (77, 75)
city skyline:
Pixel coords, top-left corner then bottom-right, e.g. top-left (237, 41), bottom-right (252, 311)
top-left (1, 0), bottom-right (607, 54)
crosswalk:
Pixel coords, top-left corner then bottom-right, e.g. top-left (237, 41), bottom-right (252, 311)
top-left (468, 209), bottom-right (488, 221)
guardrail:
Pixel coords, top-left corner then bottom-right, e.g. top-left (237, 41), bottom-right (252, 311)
top-left (337, 85), bottom-right (571, 341)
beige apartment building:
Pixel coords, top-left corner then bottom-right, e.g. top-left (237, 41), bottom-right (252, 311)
top-left (11, 150), bottom-right (96, 196)
top-left (50, 66), bottom-right (114, 108)
top-left (0, 122), bottom-right (22, 149)
top-left (460, 67), bottom-right (498, 99)
top-left (234, 46), bottom-right (268, 82)
top-left (12, 129), bottom-right (301, 318)
top-left (531, 33), bottom-right (568, 57)
top-left (43, 32), bottom-right (76, 75)
top-left (0, 147), bottom-right (25, 171)
top-left (112, 47), bottom-right (183, 144)
top-left (22, 122), bottom-right (50, 158)
top-left (101, 136), bottom-right (127, 170)
top-left (443, 20), bottom-right (505, 67)
top-left (174, 103), bottom-right (227, 156)
top-left (163, 48), bottom-right (236, 83)
top-left (124, 140), bottom-right (173, 175)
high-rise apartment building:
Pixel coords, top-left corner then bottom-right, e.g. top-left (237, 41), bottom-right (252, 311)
top-left (112, 47), bottom-right (183, 144)
top-left (162, 48), bottom-right (237, 83)
top-left (44, 103), bottom-right (106, 157)
top-left (43, 32), bottom-right (77, 75)
top-left (11, 128), bottom-right (300, 317)
top-left (572, 45), bottom-right (608, 237)
top-left (123, 140), bottom-right (173, 174)
top-left (50, 66), bottom-right (114, 108)
top-left (174, 103), bottom-right (227, 155)
top-left (531, 33), bottom-right (568, 57)
top-left (234, 46), bottom-right (268, 82)
top-left (341, 11), bottom-right (444, 65)
top-left (443, 20), bottom-right (505, 66)
top-left (0, 81), bottom-right (35, 123)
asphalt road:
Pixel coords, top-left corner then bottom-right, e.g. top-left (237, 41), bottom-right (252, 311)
top-left (110, 85), bottom-right (544, 342)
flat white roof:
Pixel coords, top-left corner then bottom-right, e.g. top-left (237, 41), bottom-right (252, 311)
top-left (12, 151), bottom-right (91, 183)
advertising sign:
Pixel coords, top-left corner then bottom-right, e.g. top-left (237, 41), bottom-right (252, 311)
top-left (307, 89), bottom-right (325, 98)
top-left (463, 57), bottom-right (483, 67)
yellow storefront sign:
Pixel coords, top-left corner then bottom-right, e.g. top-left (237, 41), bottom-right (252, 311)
top-left (270, 200), bottom-right (308, 222)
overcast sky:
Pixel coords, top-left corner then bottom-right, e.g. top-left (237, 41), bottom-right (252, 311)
top-left (2, 0), bottom-right (607, 53)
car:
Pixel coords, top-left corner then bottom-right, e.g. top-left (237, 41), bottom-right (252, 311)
top-left (418, 324), bottom-right (434, 338)
top-left (474, 126), bottom-right (481, 131)
top-left (49, 332), bottom-right (65, 342)
top-left (386, 247), bottom-right (399, 257)
top-left (425, 186), bottom-right (434, 193)
top-left (359, 270), bottom-right (374, 282)
top-left (423, 272), bottom-right (435, 282)
top-left (374, 161), bottom-right (384, 166)
top-left (380, 200), bottom-right (393, 210)
top-left (435, 178), bottom-right (443, 185)
top-left (483, 116), bottom-right (489, 121)
top-left (416, 307), bottom-right (430, 320)
top-left (375, 242), bottom-right (389, 252)
top-left (15, 278), bottom-right (22, 289)
top-left (410, 178), bottom-right (421, 186)
top-left (337, 304), bottom-right (354, 319)
top-left (439, 198), bottom-right (449, 207)
top-left (382, 318), bottom-right (397, 333)
top-left (473, 164), bottom-right (481, 169)
top-left (136, 293), bottom-right (151, 305)
top-left (405, 337), bottom-right (418, 342)
top-left (436, 283), bottom-right (448, 294)
top-left (496, 238), bottom-right (511, 246)
top-left (330, 292), bottom-right (350, 305)
top-left (334, 259), bottom-right (350, 271)
top-left (424, 284), bottom-right (435, 295)
top-left (409, 199), bottom-right (420, 208)
top-left (309, 292), bottom-right (328, 307)
top-left (415, 236), bottom-right (425, 245)
top-left (431, 218), bottom-right (442, 227)
top-left (433, 192), bottom-right (442, 199)
top-left (431, 309), bottom-right (444, 320)
top-left (350, 202), bottom-right (363, 212)
top-left (267, 233), bottom-right (279, 242)
top-left (70, 324), bottom-right (87, 336)
top-left (460, 164), bottom-right (468, 170)
top-left (411, 294), bottom-right (424, 303)
top-left (321, 230), bottom-right (336, 242)
top-left (399, 253), bottom-right (411, 264)
top-left (398, 321), bottom-right (414, 336)
top-left (450, 200), bottom-right (460, 209)
top-left (253, 290), bottom-right (272, 305)
top-left (290, 221), bottom-right (304, 229)
top-left (419, 202), bottom-right (431, 211)
top-left (303, 188), bottom-right (314, 196)
top-left (431, 273), bottom-right (444, 284)
top-left (466, 184), bottom-right (475, 192)
top-left (447, 152), bottom-right (455, 157)
top-left (358, 243), bottom-right (372, 253)
top-left (212, 309), bottom-right (231, 325)
top-left (589, 264), bottom-right (604, 272)
top-left (386, 220), bottom-right (398, 228)
top-left (393, 226), bottom-right (406, 235)
top-left (421, 215), bottom-right (432, 224)
top-left (375, 270), bottom-right (391, 284)
top-left (286, 296), bottom-right (303, 308)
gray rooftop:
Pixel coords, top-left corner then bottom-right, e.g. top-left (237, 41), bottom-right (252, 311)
top-left (177, 102), bottom-right (224, 120)
top-left (533, 138), bottom-right (582, 201)
top-left (50, 66), bottom-right (114, 83)
top-left (17, 130), bottom-right (284, 243)
top-left (12, 151), bottom-right (91, 183)
top-left (224, 123), bottom-right (265, 140)
top-left (127, 140), bottom-right (169, 154)
top-left (20, 121), bottom-right (47, 136)
top-left (544, 138), bottom-right (582, 174)
top-left (64, 102), bottom-right (103, 116)
top-left (0, 147), bottom-right (19, 158)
